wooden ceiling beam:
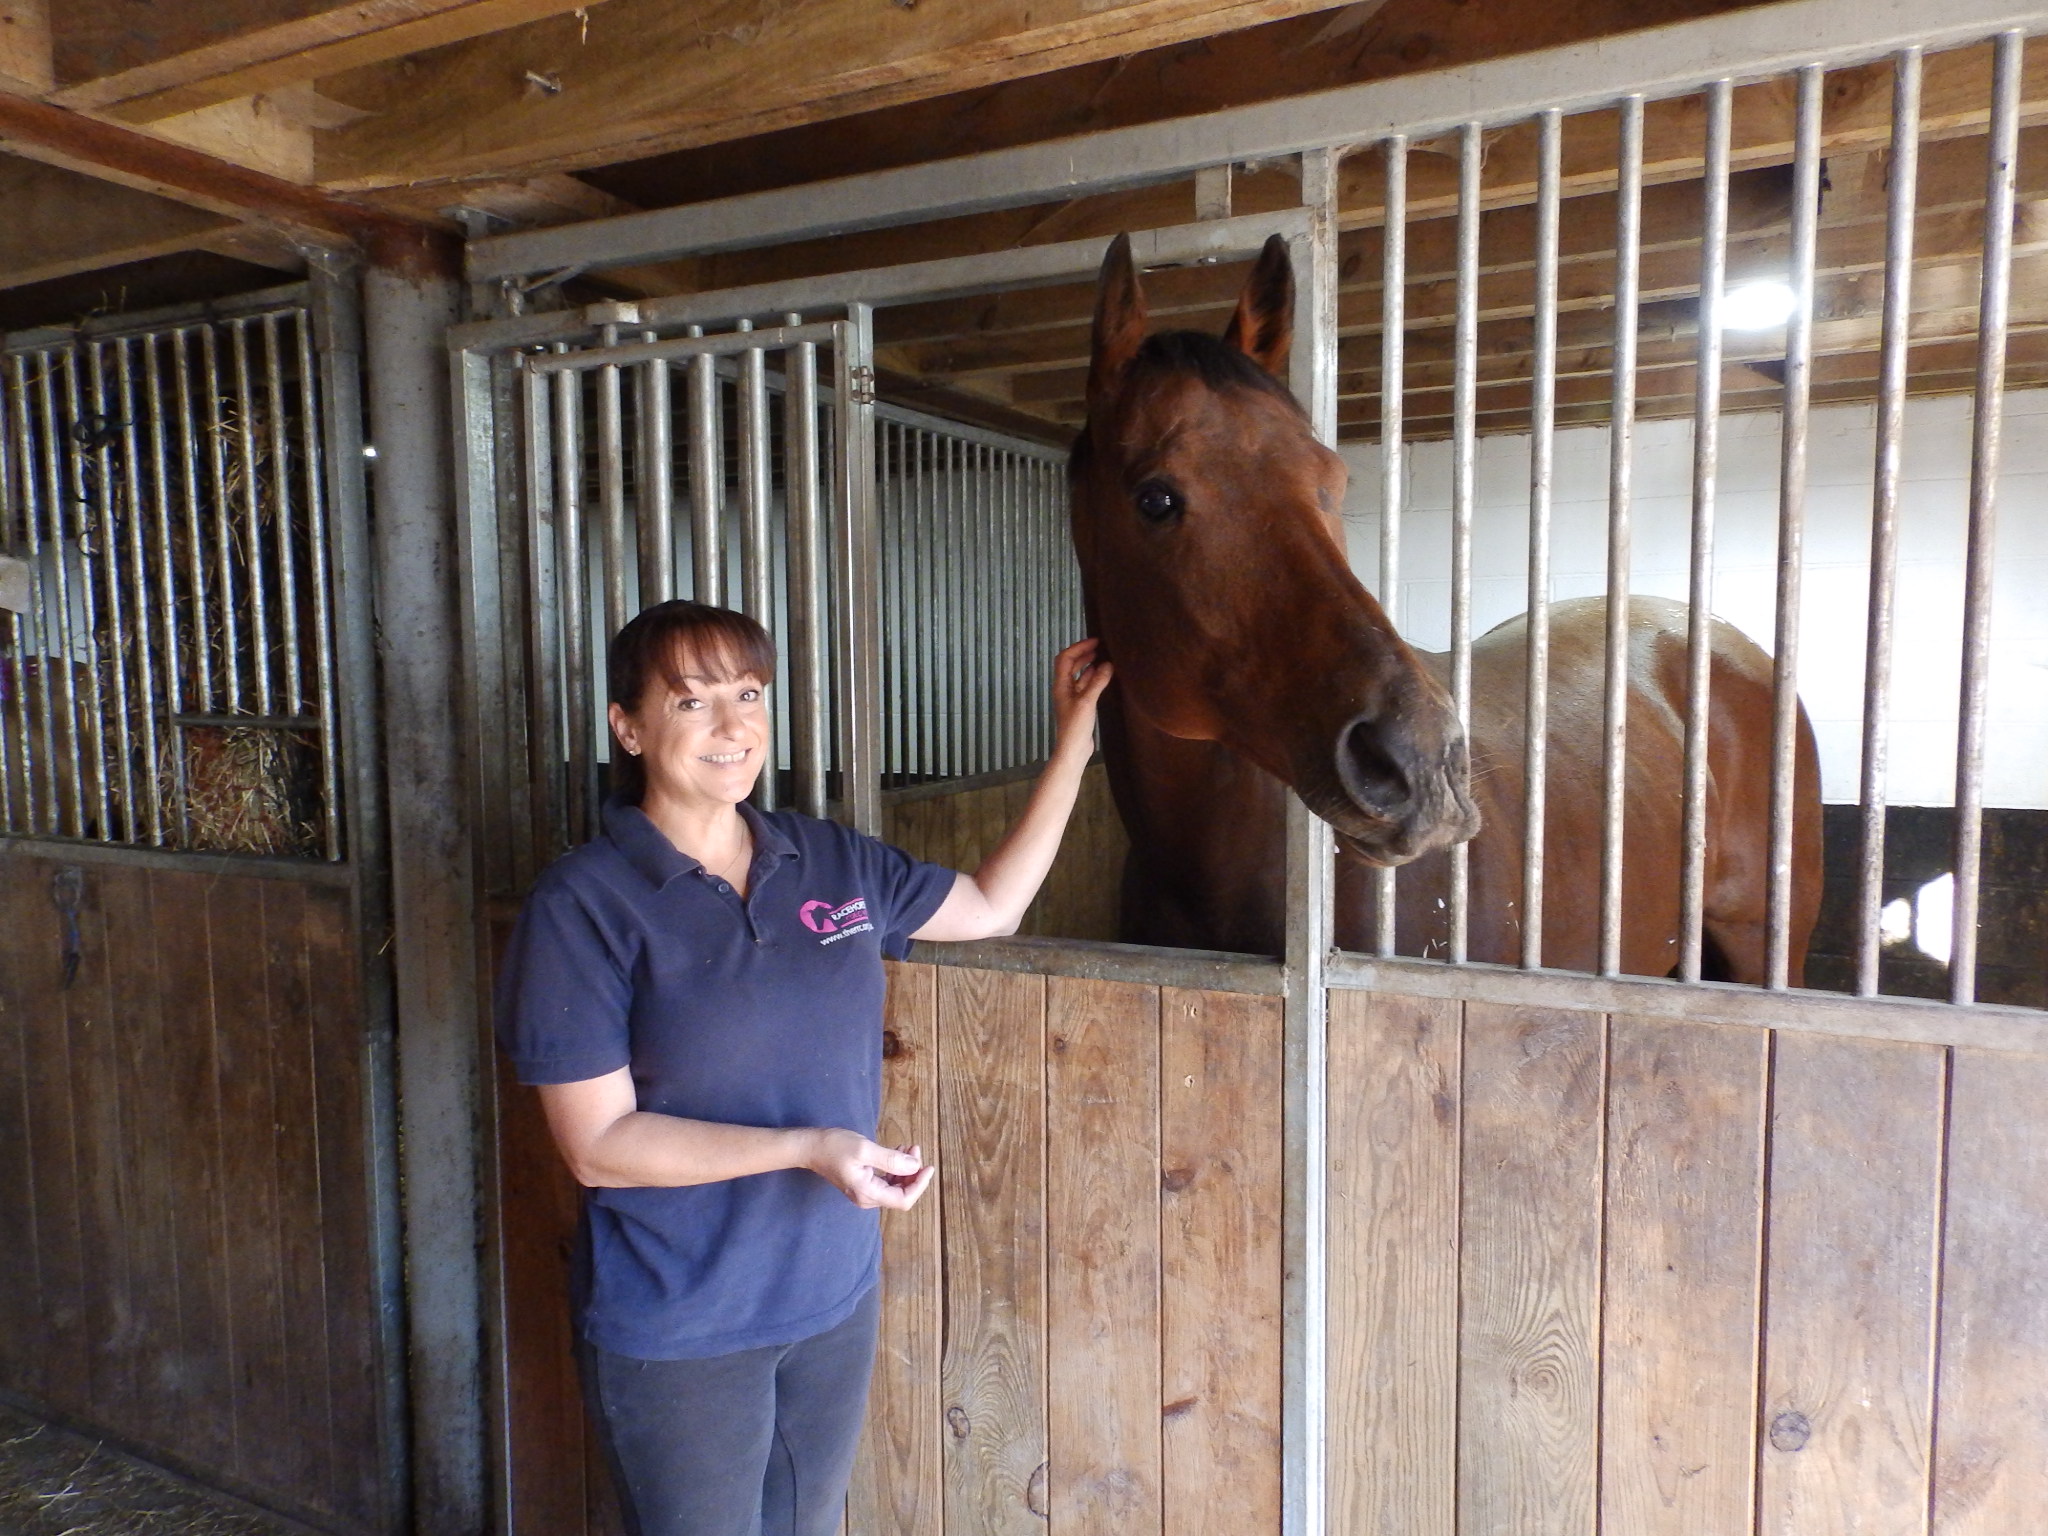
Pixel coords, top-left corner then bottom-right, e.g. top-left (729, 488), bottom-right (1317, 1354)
top-left (0, 152), bottom-right (241, 288)
top-left (0, 0), bottom-right (51, 94)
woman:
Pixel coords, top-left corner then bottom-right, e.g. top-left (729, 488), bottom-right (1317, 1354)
top-left (496, 599), bottom-right (1111, 1536)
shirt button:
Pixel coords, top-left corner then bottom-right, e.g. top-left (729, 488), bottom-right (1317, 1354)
top-left (717, 881), bottom-right (730, 892)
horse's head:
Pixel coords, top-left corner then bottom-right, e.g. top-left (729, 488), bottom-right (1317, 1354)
top-left (1069, 232), bottom-right (1478, 866)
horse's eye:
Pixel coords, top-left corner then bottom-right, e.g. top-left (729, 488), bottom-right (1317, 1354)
top-left (1133, 479), bottom-right (1182, 524)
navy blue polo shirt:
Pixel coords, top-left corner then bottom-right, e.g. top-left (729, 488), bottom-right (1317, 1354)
top-left (495, 795), bottom-right (956, 1360)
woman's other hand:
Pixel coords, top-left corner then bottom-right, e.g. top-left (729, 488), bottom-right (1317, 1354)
top-left (1050, 637), bottom-right (1113, 760)
top-left (806, 1129), bottom-right (934, 1211)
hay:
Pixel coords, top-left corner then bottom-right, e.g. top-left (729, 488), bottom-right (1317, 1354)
top-left (175, 725), bottom-right (320, 856)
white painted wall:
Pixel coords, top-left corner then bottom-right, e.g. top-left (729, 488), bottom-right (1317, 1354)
top-left (1339, 392), bottom-right (2048, 810)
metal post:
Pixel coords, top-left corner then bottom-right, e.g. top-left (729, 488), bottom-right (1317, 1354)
top-left (0, 373), bottom-right (27, 831)
top-left (1766, 66), bottom-right (1823, 991)
top-left (596, 325), bottom-right (630, 640)
top-left (521, 365), bottom-right (566, 859)
top-left (1856, 48), bottom-right (1921, 998)
top-left (1600, 94), bottom-right (1645, 977)
top-left (1679, 78), bottom-right (1733, 984)
top-left (638, 339), bottom-right (675, 605)
top-left (554, 360), bottom-right (592, 841)
top-left (1375, 134), bottom-right (1407, 959)
top-left (737, 323), bottom-right (776, 808)
top-left (1448, 121), bottom-right (1482, 964)
top-left (12, 355), bottom-right (58, 831)
top-left (785, 314), bottom-right (828, 817)
top-left (262, 312), bottom-right (304, 714)
top-left (687, 329), bottom-right (724, 605)
top-left (88, 339), bottom-right (138, 842)
top-left (294, 310), bottom-right (342, 861)
top-left (200, 325), bottom-right (242, 715)
top-left (831, 308), bottom-right (882, 834)
top-left (1953, 30), bottom-right (2023, 1005)
top-left (113, 336), bottom-right (165, 843)
top-left (1521, 108), bottom-right (1562, 971)
top-left (48, 353), bottom-right (101, 834)
top-left (228, 319), bottom-right (274, 717)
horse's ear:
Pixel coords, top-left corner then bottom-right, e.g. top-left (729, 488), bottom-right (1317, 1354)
top-left (1222, 233), bottom-right (1294, 379)
top-left (1088, 233), bottom-right (1149, 412)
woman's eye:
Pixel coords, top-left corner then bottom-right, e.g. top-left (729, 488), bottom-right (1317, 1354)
top-left (676, 697), bottom-right (702, 711)
top-left (740, 689), bottom-right (761, 702)
top-left (1133, 480), bottom-right (1181, 523)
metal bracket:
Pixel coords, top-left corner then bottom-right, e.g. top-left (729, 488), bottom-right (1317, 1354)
top-left (846, 364), bottom-right (877, 405)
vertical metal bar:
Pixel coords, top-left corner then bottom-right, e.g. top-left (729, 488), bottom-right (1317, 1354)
top-left (295, 311), bottom-right (341, 860)
top-left (87, 339), bottom-right (138, 841)
top-left (1765, 65), bottom-right (1825, 991)
top-left (970, 441), bottom-right (989, 775)
top-left (1283, 142), bottom-right (1339, 1536)
top-left (262, 312), bottom-right (304, 713)
top-left (941, 436), bottom-right (958, 778)
top-left (522, 362), bottom-right (565, 859)
top-left (597, 325), bottom-right (630, 640)
top-left (687, 328), bottom-right (724, 605)
top-left (1004, 452), bottom-right (1021, 769)
top-left (884, 422), bottom-right (902, 781)
top-left (831, 307), bottom-right (882, 833)
top-left (145, 332), bottom-right (189, 844)
top-left (1521, 108), bottom-right (1563, 971)
top-left (53, 351), bottom-right (108, 835)
top-left (114, 337), bottom-right (164, 844)
top-left (1600, 94), bottom-right (1646, 978)
top-left (1679, 78), bottom-right (1733, 984)
top-left (785, 315), bottom-right (828, 818)
top-left (14, 355), bottom-right (59, 831)
top-left (201, 324), bottom-right (242, 713)
top-left (1447, 121), bottom-right (1482, 964)
top-left (1856, 48), bottom-right (1922, 999)
top-left (173, 329), bottom-right (212, 715)
top-left (229, 318), bottom-right (273, 717)
top-left (638, 339), bottom-right (675, 605)
top-left (0, 372), bottom-right (25, 831)
top-left (736, 323), bottom-right (775, 808)
top-left (1952, 29), bottom-right (2023, 1006)
top-left (1374, 133), bottom-right (1407, 959)
top-left (554, 358), bottom-right (592, 842)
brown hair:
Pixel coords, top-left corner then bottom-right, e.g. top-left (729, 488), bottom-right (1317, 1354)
top-left (607, 600), bottom-right (777, 802)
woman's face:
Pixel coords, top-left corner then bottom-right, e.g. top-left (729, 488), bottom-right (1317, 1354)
top-left (608, 659), bottom-right (769, 813)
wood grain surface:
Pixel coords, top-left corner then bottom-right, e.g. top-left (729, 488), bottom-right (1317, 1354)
top-left (1326, 988), bottom-right (1461, 1536)
top-left (1457, 1002), bottom-right (1605, 1536)
top-left (1600, 1016), bottom-right (1768, 1536)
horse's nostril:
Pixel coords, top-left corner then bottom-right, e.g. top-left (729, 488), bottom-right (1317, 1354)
top-left (1337, 718), bottom-right (1412, 818)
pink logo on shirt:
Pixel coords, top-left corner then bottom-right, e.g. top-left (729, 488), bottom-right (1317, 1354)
top-left (800, 897), bottom-right (870, 935)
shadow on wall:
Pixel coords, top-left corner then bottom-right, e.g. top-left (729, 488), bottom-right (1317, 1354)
top-left (1807, 805), bottom-right (2048, 1009)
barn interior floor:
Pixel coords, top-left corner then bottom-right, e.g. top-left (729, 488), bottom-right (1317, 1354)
top-left (0, 1402), bottom-right (316, 1536)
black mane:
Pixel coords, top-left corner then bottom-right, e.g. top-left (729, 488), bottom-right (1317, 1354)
top-left (1069, 329), bottom-right (1301, 476)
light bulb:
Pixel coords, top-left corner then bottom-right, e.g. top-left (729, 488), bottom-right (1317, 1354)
top-left (1720, 280), bottom-right (1799, 331)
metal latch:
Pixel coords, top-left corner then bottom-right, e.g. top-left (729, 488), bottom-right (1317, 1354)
top-left (847, 365), bottom-right (877, 405)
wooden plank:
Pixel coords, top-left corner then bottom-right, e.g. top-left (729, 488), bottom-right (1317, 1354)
top-left (1932, 1048), bottom-right (2048, 1533)
top-left (0, 856), bottom-right (51, 1397)
top-left (936, 965), bottom-right (1047, 1536)
top-left (1326, 989), bottom-right (1460, 1536)
top-left (0, 152), bottom-right (232, 290)
top-left (0, 0), bottom-right (53, 93)
top-left (206, 874), bottom-right (294, 1495)
top-left (1046, 975), bottom-right (1161, 1534)
top-left (1758, 1032), bottom-right (1945, 1536)
top-left (147, 865), bottom-right (237, 1473)
top-left (1159, 987), bottom-right (1282, 1536)
top-left (1457, 1002), bottom-right (1604, 1536)
top-left (1600, 1017), bottom-right (1768, 1536)
top-left (849, 961), bottom-right (942, 1536)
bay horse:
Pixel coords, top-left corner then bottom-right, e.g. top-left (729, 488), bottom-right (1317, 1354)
top-left (1070, 233), bottom-right (1822, 980)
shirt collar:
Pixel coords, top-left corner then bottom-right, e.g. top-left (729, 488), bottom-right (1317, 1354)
top-left (601, 795), bottom-right (800, 891)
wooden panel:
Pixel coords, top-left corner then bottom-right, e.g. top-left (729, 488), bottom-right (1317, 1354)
top-left (1932, 1048), bottom-right (2048, 1532)
top-left (936, 966), bottom-right (1047, 1535)
top-left (850, 961), bottom-right (943, 1536)
top-left (1600, 1017), bottom-right (1768, 1536)
top-left (1457, 1003), bottom-right (1604, 1536)
top-left (1758, 1032), bottom-right (1944, 1536)
top-left (1159, 987), bottom-right (1282, 1536)
top-left (1326, 990), bottom-right (1461, 1536)
top-left (1046, 975), bottom-right (1161, 1534)
top-left (0, 856), bottom-right (50, 1397)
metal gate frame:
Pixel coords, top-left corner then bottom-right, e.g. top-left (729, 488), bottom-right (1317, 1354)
top-left (447, 3), bottom-right (2048, 1532)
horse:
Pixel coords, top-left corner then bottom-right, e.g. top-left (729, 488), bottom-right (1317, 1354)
top-left (1069, 232), bottom-right (1823, 981)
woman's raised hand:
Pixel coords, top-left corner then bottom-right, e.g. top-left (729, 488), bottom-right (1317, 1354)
top-left (1050, 637), bottom-right (1113, 757)
top-left (805, 1128), bottom-right (935, 1211)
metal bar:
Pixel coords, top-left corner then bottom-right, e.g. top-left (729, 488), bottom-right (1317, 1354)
top-left (1373, 133), bottom-right (1407, 960)
top-left (0, 373), bottom-right (25, 831)
top-left (56, 349), bottom-right (110, 837)
top-left (13, 355), bottom-right (59, 831)
top-left (263, 312), bottom-right (303, 714)
top-left (87, 339), bottom-right (138, 842)
top-left (832, 308), bottom-right (883, 834)
top-left (1856, 48), bottom-right (1922, 999)
top-left (736, 323), bottom-right (775, 809)
top-left (941, 436), bottom-right (959, 778)
top-left (229, 318), bottom-right (273, 717)
top-left (522, 363), bottom-right (565, 859)
top-left (172, 329), bottom-right (212, 716)
top-left (969, 441), bottom-right (988, 776)
top-left (467, 0), bottom-right (2048, 282)
top-left (1599, 94), bottom-right (1646, 978)
top-left (638, 340), bottom-right (675, 605)
top-left (527, 319), bottom-right (844, 374)
top-left (1679, 78), bottom-right (1733, 985)
top-left (686, 329), bottom-right (724, 606)
top-left (150, 331), bottom-right (190, 846)
top-left (785, 316), bottom-right (828, 818)
top-left (1447, 121), bottom-right (1482, 964)
top-left (554, 359), bottom-right (592, 842)
top-left (200, 324), bottom-right (241, 713)
top-left (882, 421), bottom-right (901, 780)
top-left (294, 311), bottom-right (341, 860)
top-left (1766, 65), bottom-right (1825, 992)
top-left (113, 336), bottom-right (164, 844)
top-left (1953, 29), bottom-right (2024, 1006)
top-left (596, 325), bottom-right (629, 641)
top-left (1521, 108), bottom-right (1563, 972)
top-left (4, 284), bottom-right (312, 356)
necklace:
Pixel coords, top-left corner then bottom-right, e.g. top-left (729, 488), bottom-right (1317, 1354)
top-left (705, 819), bottom-right (751, 887)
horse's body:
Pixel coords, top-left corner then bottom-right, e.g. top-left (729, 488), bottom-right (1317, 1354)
top-left (1074, 235), bottom-right (1822, 981)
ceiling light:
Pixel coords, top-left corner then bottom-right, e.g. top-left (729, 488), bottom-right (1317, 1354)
top-left (1721, 279), bottom-right (1799, 331)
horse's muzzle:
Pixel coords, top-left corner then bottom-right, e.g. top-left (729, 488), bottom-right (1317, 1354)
top-left (1312, 713), bottom-right (1480, 865)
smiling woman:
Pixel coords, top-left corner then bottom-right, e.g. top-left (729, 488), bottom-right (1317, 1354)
top-left (492, 597), bottom-right (1109, 1536)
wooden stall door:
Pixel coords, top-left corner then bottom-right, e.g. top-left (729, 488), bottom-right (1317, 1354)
top-left (1329, 987), bottom-right (2048, 1536)
top-left (0, 850), bottom-right (393, 1534)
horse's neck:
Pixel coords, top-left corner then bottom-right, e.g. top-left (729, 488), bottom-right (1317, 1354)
top-left (1097, 690), bottom-right (1291, 954)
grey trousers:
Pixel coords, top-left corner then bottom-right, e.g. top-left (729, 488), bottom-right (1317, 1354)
top-left (580, 1285), bottom-right (880, 1536)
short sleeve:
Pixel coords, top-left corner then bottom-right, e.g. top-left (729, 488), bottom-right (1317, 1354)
top-left (853, 832), bottom-right (958, 959)
top-left (494, 877), bottom-right (635, 1085)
